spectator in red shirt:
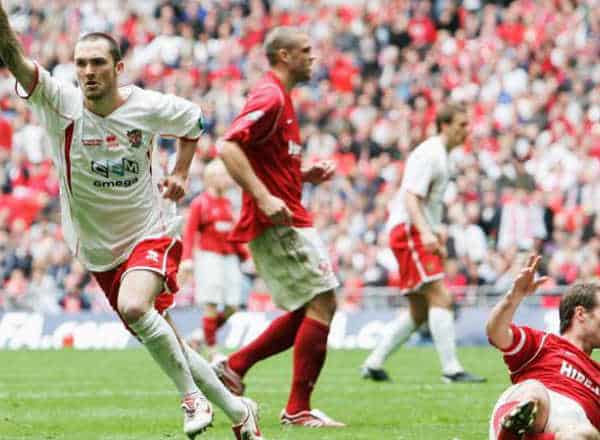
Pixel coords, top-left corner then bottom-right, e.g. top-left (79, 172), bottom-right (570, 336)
top-left (408, 2), bottom-right (437, 46)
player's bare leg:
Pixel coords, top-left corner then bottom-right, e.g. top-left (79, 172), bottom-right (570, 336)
top-left (165, 314), bottom-right (264, 439)
top-left (362, 293), bottom-right (427, 381)
top-left (423, 279), bottom-right (485, 383)
top-left (280, 290), bottom-right (345, 427)
top-left (118, 270), bottom-right (212, 438)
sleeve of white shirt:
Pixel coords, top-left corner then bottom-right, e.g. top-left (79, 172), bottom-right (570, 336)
top-left (146, 91), bottom-right (204, 140)
top-left (19, 63), bottom-right (82, 135)
top-left (402, 149), bottom-right (436, 197)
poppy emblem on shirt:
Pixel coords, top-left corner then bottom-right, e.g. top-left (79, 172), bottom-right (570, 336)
top-left (127, 129), bottom-right (142, 148)
top-left (105, 134), bottom-right (118, 148)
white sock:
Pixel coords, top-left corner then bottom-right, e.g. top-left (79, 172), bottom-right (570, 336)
top-left (428, 307), bottom-right (463, 375)
top-left (129, 309), bottom-right (199, 397)
top-left (181, 343), bottom-right (246, 423)
top-left (364, 310), bottom-right (416, 369)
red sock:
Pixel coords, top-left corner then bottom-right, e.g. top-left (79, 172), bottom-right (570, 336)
top-left (286, 317), bottom-right (330, 414)
top-left (203, 316), bottom-right (218, 347)
top-left (216, 312), bottom-right (227, 328)
top-left (524, 434), bottom-right (555, 440)
top-left (228, 307), bottom-right (306, 377)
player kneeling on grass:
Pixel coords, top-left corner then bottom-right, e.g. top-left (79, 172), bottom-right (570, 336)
top-left (487, 255), bottom-right (600, 440)
top-left (181, 158), bottom-right (248, 360)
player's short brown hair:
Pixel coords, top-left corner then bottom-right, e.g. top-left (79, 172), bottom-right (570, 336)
top-left (435, 103), bottom-right (467, 131)
top-left (77, 32), bottom-right (123, 64)
top-left (264, 26), bottom-right (301, 66)
top-left (559, 283), bottom-right (600, 334)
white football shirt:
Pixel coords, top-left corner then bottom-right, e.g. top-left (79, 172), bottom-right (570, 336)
top-left (386, 136), bottom-right (449, 232)
top-left (20, 64), bottom-right (203, 271)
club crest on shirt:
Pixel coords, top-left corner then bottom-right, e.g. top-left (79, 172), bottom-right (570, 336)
top-left (126, 129), bottom-right (142, 148)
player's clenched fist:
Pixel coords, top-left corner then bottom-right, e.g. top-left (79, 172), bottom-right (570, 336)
top-left (161, 174), bottom-right (187, 201)
top-left (257, 194), bottom-right (293, 225)
top-left (302, 160), bottom-right (336, 184)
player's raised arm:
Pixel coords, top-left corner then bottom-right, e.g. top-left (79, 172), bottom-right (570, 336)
top-left (0, 2), bottom-right (37, 93)
top-left (486, 255), bottom-right (549, 350)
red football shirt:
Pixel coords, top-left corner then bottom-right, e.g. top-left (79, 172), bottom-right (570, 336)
top-left (495, 324), bottom-right (600, 429)
top-left (222, 71), bottom-right (312, 242)
top-left (182, 191), bottom-right (239, 258)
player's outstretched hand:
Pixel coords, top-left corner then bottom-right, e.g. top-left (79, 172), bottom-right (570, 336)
top-left (511, 254), bottom-right (550, 299)
top-left (160, 174), bottom-right (186, 202)
top-left (258, 194), bottom-right (293, 225)
top-left (302, 160), bottom-right (336, 185)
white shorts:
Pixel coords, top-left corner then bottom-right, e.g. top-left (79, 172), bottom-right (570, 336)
top-left (249, 226), bottom-right (339, 311)
top-left (489, 380), bottom-right (592, 439)
top-left (193, 251), bottom-right (242, 306)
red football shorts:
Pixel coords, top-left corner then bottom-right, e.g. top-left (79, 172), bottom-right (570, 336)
top-left (92, 237), bottom-right (183, 334)
top-left (389, 224), bottom-right (444, 294)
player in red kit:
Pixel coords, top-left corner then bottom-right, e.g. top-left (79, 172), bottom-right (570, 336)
top-left (214, 26), bottom-right (344, 427)
top-left (181, 159), bottom-right (247, 358)
top-left (487, 255), bottom-right (600, 440)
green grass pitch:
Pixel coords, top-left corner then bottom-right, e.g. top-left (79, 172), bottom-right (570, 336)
top-left (1, 347), bottom-right (513, 439)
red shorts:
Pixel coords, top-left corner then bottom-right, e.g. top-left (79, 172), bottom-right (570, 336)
top-left (92, 237), bottom-right (182, 332)
top-left (389, 224), bottom-right (444, 294)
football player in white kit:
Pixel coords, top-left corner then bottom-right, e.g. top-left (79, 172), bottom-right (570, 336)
top-left (362, 103), bottom-right (485, 383)
top-left (0, 4), bottom-right (262, 439)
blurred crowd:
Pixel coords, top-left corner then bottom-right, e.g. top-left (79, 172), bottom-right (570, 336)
top-left (1, 0), bottom-right (600, 314)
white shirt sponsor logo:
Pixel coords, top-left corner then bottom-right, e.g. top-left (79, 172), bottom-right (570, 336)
top-left (560, 360), bottom-right (600, 396)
